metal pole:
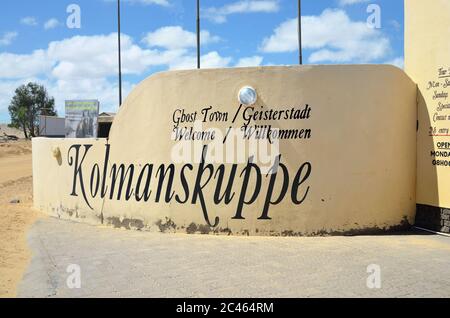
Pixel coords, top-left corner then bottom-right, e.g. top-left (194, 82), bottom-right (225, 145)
top-left (196, 0), bottom-right (201, 69)
top-left (298, 0), bottom-right (303, 65)
top-left (118, 0), bottom-right (123, 105)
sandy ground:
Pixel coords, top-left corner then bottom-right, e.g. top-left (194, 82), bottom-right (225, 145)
top-left (0, 141), bottom-right (32, 184)
top-left (0, 139), bottom-right (40, 298)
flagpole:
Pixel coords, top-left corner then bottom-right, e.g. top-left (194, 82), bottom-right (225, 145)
top-left (298, 0), bottom-right (303, 65)
top-left (118, 0), bottom-right (123, 105)
top-left (196, 0), bottom-right (201, 69)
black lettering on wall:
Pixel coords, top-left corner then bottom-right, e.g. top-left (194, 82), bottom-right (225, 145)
top-left (66, 143), bottom-right (312, 228)
top-left (233, 156), bottom-right (262, 220)
top-left (175, 164), bottom-right (194, 204)
top-left (135, 164), bottom-right (153, 202)
top-left (259, 155), bottom-right (289, 220)
top-left (90, 164), bottom-right (100, 198)
top-left (192, 145), bottom-right (220, 228)
top-left (155, 164), bottom-right (176, 203)
top-left (100, 144), bottom-right (110, 198)
top-left (68, 144), bottom-right (93, 209)
top-left (292, 162), bottom-right (312, 204)
top-left (109, 164), bottom-right (135, 201)
top-left (213, 164), bottom-right (237, 204)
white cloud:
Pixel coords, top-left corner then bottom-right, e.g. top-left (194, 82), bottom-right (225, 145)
top-left (0, 78), bottom-right (37, 115)
top-left (0, 32), bottom-right (18, 46)
top-left (169, 52), bottom-right (232, 70)
top-left (20, 16), bottom-right (38, 26)
top-left (338, 0), bottom-right (369, 6)
top-left (0, 77), bottom-right (134, 117)
top-left (47, 33), bottom-right (153, 79)
top-left (385, 57), bottom-right (404, 69)
top-left (132, 0), bottom-right (170, 5)
top-left (236, 56), bottom-right (264, 67)
top-left (260, 9), bottom-right (391, 63)
top-left (0, 50), bottom-right (53, 78)
top-left (142, 26), bottom-right (220, 49)
top-left (50, 77), bottom-right (135, 114)
top-left (104, 0), bottom-right (170, 6)
top-left (0, 30), bottom-right (235, 118)
top-left (389, 20), bottom-right (402, 31)
top-left (0, 31), bottom-right (229, 81)
top-left (201, 52), bottom-right (233, 68)
top-left (44, 18), bottom-right (61, 30)
top-left (204, 0), bottom-right (279, 24)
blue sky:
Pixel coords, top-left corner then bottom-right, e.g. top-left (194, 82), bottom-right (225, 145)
top-left (0, 0), bottom-right (405, 123)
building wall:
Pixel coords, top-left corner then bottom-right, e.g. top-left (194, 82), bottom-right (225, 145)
top-left (405, 0), bottom-right (450, 233)
top-left (32, 65), bottom-right (417, 236)
top-left (39, 116), bottom-right (65, 137)
top-left (33, 138), bottom-right (108, 225)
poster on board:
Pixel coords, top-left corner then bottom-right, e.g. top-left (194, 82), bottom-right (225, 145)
top-left (65, 100), bottom-right (99, 138)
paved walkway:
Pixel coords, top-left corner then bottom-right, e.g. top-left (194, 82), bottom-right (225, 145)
top-left (18, 217), bottom-right (450, 298)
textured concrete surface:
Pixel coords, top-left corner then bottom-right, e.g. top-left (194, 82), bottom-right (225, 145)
top-left (18, 217), bottom-right (450, 298)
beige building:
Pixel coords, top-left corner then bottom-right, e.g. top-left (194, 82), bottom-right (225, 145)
top-left (405, 0), bottom-right (450, 233)
top-left (98, 112), bottom-right (116, 138)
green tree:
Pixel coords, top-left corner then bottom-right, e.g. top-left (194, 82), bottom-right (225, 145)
top-left (8, 82), bottom-right (57, 139)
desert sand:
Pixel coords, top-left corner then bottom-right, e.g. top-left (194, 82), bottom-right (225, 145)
top-left (0, 138), bottom-right (41, 298)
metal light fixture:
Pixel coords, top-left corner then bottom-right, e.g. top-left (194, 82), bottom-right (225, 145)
top-left (238, 86), bottom-right (257, 106)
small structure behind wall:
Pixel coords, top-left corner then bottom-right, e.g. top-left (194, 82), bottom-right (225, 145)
top-left (39, 115), bottom-right (65, 138)
top-left (98, 112), bottom-right (115, 138)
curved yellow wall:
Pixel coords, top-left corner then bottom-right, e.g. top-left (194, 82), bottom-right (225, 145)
top-left (405, 0), bottom-right (450, 209)
top-left (33, 65), bottom-right (417, 236)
